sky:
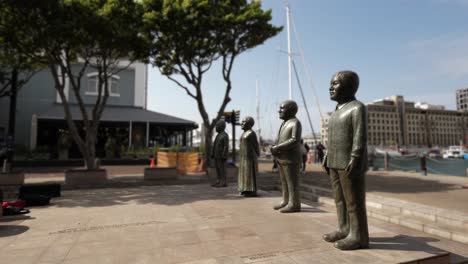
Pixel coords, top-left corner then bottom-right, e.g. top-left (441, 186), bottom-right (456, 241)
top-left (147, 0), bottom-right (468, 141)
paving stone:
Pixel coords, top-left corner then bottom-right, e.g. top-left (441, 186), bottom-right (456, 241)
top-left (0, 184), bottom-right (465, 264)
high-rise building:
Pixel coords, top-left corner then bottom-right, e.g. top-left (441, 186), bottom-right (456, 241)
top-left (321, 95), bottom-right (468, 147)
top-left (456, 88), bottom-right (468, 111)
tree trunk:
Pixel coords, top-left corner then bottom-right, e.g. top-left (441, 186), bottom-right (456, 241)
top-left (6, 68), bottom-right (18, 169)
top-left (83, 132), bottom-right (97, 170)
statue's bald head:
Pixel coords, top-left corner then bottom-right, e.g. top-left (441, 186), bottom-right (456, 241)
top-left (279, 100), bottom-right (298, 120)
top-left (241, 116), bottom-right (255, 130)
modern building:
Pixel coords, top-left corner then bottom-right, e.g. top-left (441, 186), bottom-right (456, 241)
top-left (456, 88), bottom-right (468, 111)
top-left (303, 133), bottom-right (321, 147)
top-left (0, 61), bottom-right (198, 158)
top-left (321, 95), bottom-right (468, 148)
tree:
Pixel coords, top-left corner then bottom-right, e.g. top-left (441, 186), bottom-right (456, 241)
top-left (0, 0), bottom-right (44, 170)
top-left (13, 0), bottom-right (148, 170)
top-left (143, 0), bottom-right (281, 162)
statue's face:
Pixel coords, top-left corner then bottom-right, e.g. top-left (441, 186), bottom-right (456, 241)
top-left (279, 103), bottom-right (292, 120)
top-left (216, 123), bottom-right (225, 132)
top-left (241, 118), bottom-right (252, 131)
top-left (329, 74), bottom-right (348, 101)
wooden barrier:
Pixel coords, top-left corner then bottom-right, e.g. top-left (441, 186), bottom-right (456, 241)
top-left (178, 153), bottom-right (199, 174)
top-left (156, 152), bottom-right (199, 175)
top-left (157, 152), bottom-right (178, 167)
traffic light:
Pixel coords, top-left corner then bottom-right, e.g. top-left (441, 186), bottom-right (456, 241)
top-left (234, 111), bottom-right (240, 125)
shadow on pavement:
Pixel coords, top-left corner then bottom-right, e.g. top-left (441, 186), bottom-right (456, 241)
top-left (52, 185), bottom-right (261, 208)
top-left (370, 235), bottom-right (468, 263)
top-left (0, 225), bottom-right (29, 237)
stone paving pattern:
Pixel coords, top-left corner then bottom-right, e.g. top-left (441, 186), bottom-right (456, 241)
top-left (1, 184), bottom-right (467, 264)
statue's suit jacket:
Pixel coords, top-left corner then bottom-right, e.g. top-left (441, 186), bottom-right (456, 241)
top-left (325, 100), bottom-right (368, 170)
top-left (274, 117), bottom-right (302, 164)
top-left (213, 131), bottom-right (229, 159)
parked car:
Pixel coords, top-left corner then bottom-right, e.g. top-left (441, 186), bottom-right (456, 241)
top-left (443, 149), bottom-right (462, 159)
top-left (428, 149), bottom-right (442, 159)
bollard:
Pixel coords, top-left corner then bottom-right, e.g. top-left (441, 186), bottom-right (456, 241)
top-left (384, 152), bottom-right (389, 171)
top-left (420, 156), bottom-right (427, 176)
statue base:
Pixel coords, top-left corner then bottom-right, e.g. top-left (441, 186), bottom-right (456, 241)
top-left (65, 169), bottom-right (107, 186)
top-left (0, 170), bottom-right (25, 185)
top-left (144, 167), bottom-right (178, 181)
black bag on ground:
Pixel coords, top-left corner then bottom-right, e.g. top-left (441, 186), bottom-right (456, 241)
top-left (20, 184), bottom-right (61, 198)
top-left (20, 193), bottom-right (51, 206)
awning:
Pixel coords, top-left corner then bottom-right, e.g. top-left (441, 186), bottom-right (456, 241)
top-left (37, 104), bottom-right (198, 128)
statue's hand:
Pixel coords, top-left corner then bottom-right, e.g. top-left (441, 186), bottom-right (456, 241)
top-left (322, 164), bottom-right (330, 175)
top-left (345, 158), bottom-right (358, 177)
top-left (270, 145), bottom-right (279, 155)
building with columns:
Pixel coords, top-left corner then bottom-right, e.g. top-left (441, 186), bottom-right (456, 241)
top-left (0, 61), bottom-right (197, 158)
top-left (321, 95), bottom-right (468, 148)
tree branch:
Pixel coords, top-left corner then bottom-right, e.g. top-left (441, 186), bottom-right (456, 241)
top-left (166, 74), bottom-right (197, 100)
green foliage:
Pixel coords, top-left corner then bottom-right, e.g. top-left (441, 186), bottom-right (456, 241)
top-left (0, 0), bottom-right (45, 96)
top-left (123, 146), bottom-right (153, 158)
top-left (199, 145), bottom-right (206, 154)
top-left (169, 144), bottom-right (180, 153)
top-left (143, 0), bottom-right (281, 76)
top-left (142, 0), bottom-right (281, 158)
top-left (1, 0), bottom-right (150, 169)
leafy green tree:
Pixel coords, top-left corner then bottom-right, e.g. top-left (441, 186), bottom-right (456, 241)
top-left (143, 0), bottom-right (281, 162)
top-left (0, 0), bottom-right (44, 169)
top-left (11, 0), bottom-right (148, 169)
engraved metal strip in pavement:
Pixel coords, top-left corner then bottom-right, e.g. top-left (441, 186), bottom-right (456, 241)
top-left (49, 220), bottom-right (166, 235)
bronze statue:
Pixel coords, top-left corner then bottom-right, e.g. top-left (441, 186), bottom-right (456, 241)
top-left (211, 120), bottom-right (229, 187)
top-left (322, 71), bottom-right (369, 250)
top-left (238, 116), bottom-right (260, 197)
top-left (271, 100), bottom-right (302, 213)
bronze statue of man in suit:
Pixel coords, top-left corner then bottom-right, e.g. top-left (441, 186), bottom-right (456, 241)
top-left (271, 100), bottom-right (302, 213)
top-left (212, 120), bottom-right (229, 187)
top-left (322, 71), bottom-right (369, 250)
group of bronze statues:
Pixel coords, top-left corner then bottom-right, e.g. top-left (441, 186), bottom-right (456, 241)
top-left (210, 71), bottom-right (369, 251)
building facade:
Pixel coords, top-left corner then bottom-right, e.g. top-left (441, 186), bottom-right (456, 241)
top-left (456, 88), bottom-right (468, 111)
top-left (0, 61), bottom-right (198, 158)
top-left (321, 95), bottom-right (468, 148)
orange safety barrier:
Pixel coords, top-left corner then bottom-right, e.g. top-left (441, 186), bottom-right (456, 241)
top-left (150, 158), bottom-right (155, 168)
top-left (198, 157), bottom-right (206, 172)
top-left (307, 153), bottom-right (312, 164)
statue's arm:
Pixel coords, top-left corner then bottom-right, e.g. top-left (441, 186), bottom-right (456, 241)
top-left (275, 120), bottom-right (302, 151)
top-left (249, 132), bottom-right (260, 157)
top-left (222, 134), bottom-right (229, 159)
top-left (351, 104), bottom-right (367, 162)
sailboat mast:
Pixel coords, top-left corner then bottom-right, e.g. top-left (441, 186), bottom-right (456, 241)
top-left (286, 5), bottom-right (293, 100)
top-left (256, 79), bottom-right (261, 142)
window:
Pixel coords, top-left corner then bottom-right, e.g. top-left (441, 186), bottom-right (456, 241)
top-left (86, 73), bottom-right (120, 97)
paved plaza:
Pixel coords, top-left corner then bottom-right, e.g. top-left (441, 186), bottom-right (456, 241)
top-left (1, 183), bottom-right (468, 263)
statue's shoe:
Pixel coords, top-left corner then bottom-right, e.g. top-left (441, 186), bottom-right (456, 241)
top-left (279, 205), bottom-right (301, 213)
top-left (322, 230), bottom-right (348, 243)
top-left (273, 202), bottom-right (287, 210)
top-left (334, 238), bottom-right (369, 250)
